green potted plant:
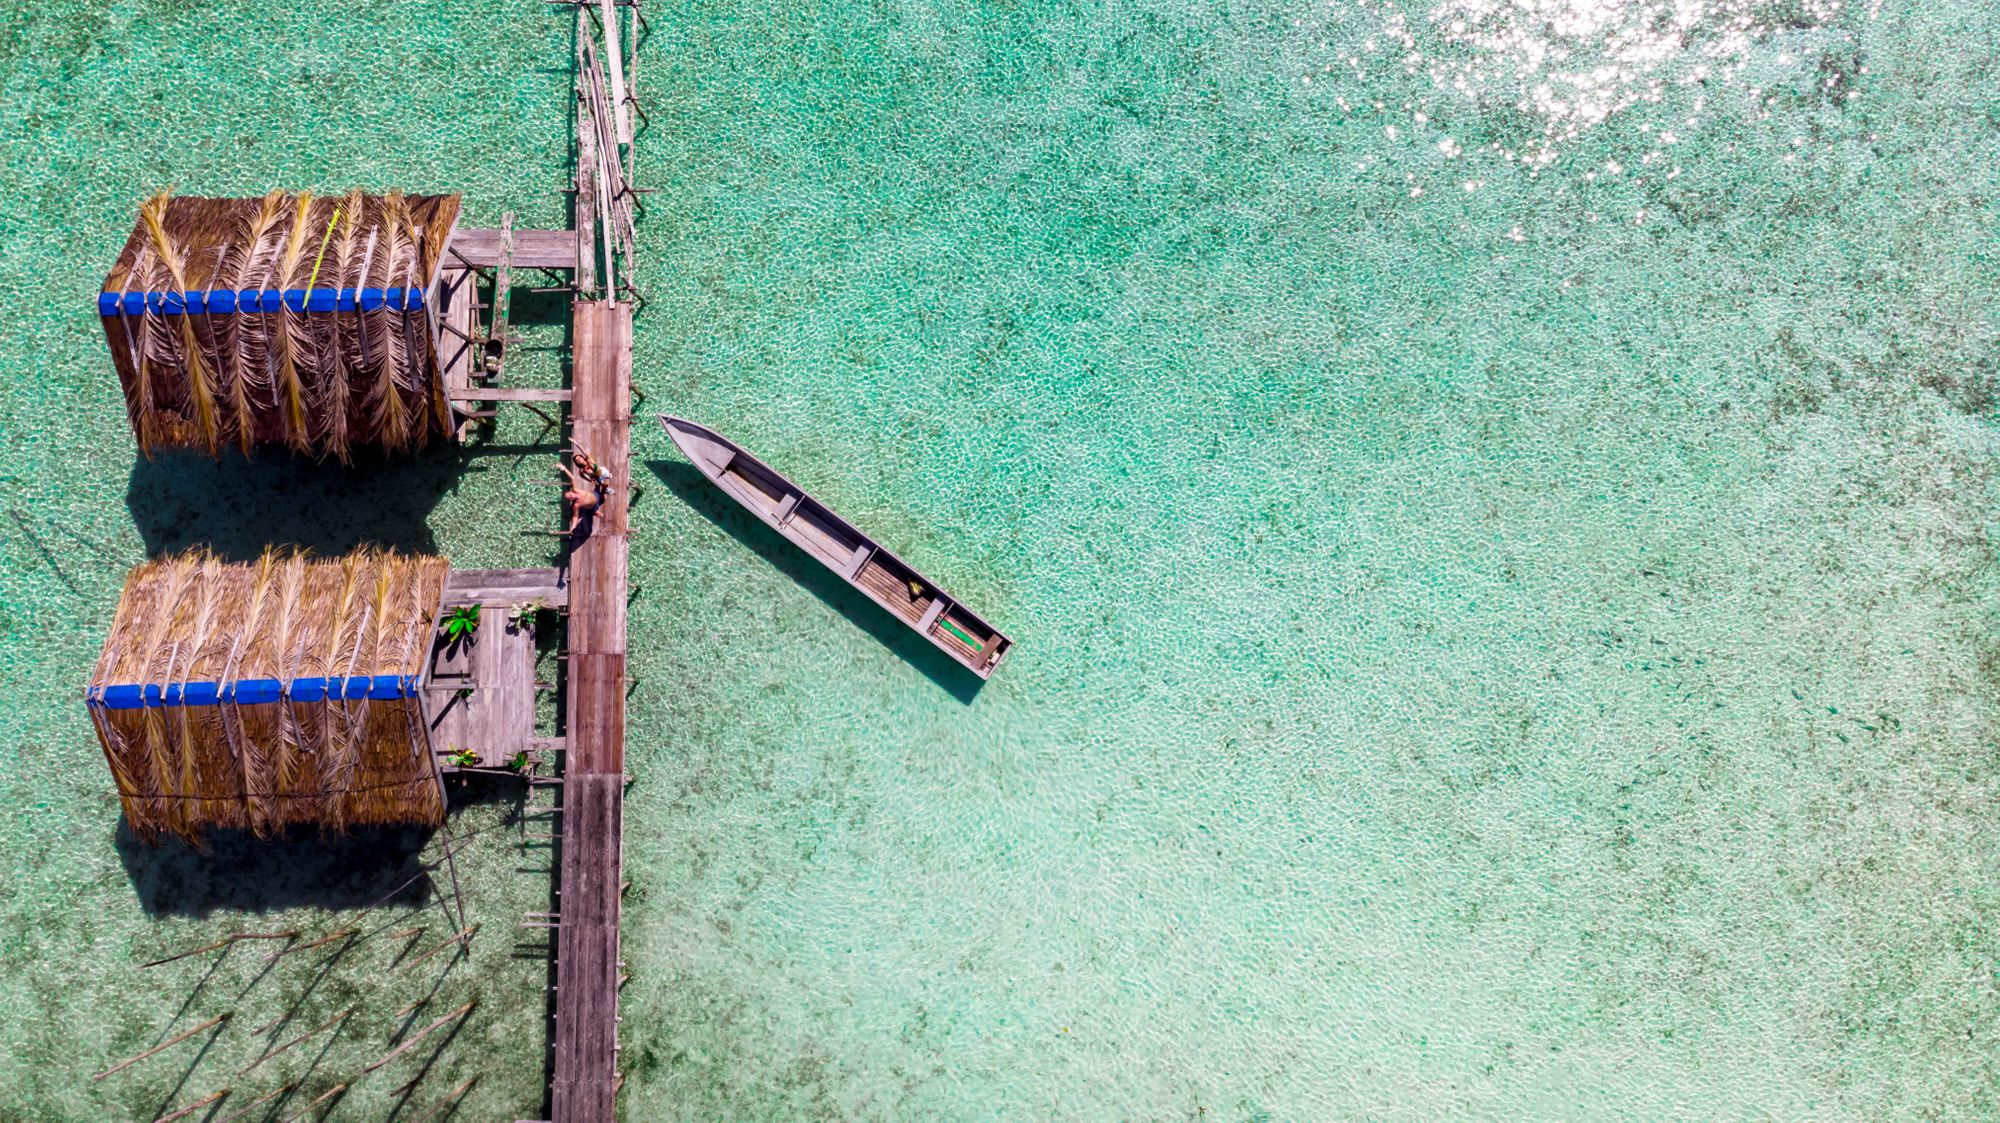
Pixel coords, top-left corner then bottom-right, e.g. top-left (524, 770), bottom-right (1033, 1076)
top-left (443, 604), bottom-right (480, 646)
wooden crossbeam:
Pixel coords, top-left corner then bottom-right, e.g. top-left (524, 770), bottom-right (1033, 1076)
top-left (484, 212), bottom-right (517, 380)
top-left (447, 387), bottom-right (573, 402)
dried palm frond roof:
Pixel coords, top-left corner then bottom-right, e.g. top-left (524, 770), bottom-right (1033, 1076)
top-left (87, 547), bottom-right (450, 846)
top-left (98, 189), bottom-right (463, 461)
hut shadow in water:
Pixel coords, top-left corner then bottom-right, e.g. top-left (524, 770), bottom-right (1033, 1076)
top-left (127, 445), bottom-right (465, 560)
top-left (116, 820), bottom-right (436, 918)
top-left (645, 458), bottom-right (985, 705)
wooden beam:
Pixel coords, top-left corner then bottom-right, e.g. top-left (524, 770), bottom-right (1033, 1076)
top-left (485, 212), bottom-right (516, 381)
top-left (447, 387), bottom-right (573, 402)
top-left (140, 930), bottom-right (298, 969)
top-left (451, 227), bottom-right (578, 271)
top-left (94, 1014), bottom-right (231, 1081)
top-left (361, 1000), bottom-right (478, 1074)
top-left (153, 1089), bottom-right (230, 1123)
top-left (211, 1083), bottom-right (295, 1123)
top-left (574, 9), bottom-right (599, 296)
top-left (402, 924), bottom-right (478, 973)
top-left (600, 0), bottom-right (631, 144)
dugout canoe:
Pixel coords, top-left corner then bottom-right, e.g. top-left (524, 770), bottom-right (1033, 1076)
top-left (659, 415), bottom-right (1012, 678)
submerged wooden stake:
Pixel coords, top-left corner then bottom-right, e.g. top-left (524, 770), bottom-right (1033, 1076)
top-left (141, 930), bottom-right (298, 968)
top-left (239, 1006), bottom-right (357, 1075)
top-left (401, 924), bottom-right (478, 973)
top-left (94, 1013), bottom-right (231, 1081)
top-left (407, 1075), bottom-right (478, 1123)
top-left (263, 928), bottom-right (358, 963)
top-left (439, 821), bottom-right (469, 931)
top-left (211, 1082), bottom-right (295, 1123)
top-left (361, 1000), bottom-right (478, 1073)
top-left (276, 1081), bottom-right (347, 1123)
top-left (153, 1088), bottom-right (229, 1123)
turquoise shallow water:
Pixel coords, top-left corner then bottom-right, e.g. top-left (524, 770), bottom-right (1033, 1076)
top-left (4, 0), bottom-right (2000, 1119)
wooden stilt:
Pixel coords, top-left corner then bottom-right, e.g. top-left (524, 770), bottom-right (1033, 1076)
top-left (141, 931), bottom-right (298, 969)
top-left (210, 1082), bottom-right (295, 1123)
top-left (238, 1006), bottom-right (357, 1075)
top-left (94, 1013), bottom-right (231, 1081)
top-left (262, 928), bottom-right (358, 963)
top-left (152, 1088), bottom-right (229, 1123)
top-left (439, 821), bottom-right (469, 931)
top-left (407, 1075), bottom-right (478, 1123)
top-left (401, 924), bottom-right (479, 973)
top-left (276, 1082), bottom-right (347, 1123)
top-left (361, 1000), bottom-right (478, 1073)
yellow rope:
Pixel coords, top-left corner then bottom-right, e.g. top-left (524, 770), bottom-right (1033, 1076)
top-left (304, 202), bottom-right (344, 293)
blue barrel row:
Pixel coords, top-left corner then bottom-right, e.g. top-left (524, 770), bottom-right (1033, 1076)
top-left (89, 674), bottom-right (421, 710)
top-left (97, 287), bottom-right (429, 316)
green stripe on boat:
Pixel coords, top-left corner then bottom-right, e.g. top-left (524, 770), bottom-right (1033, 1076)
top-left (939, 618), bottom-right (982, 650)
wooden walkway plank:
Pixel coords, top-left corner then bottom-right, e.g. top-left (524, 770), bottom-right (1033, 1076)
top-left (451, 227), bottom-right (580, 271)
top-left (444, 567), bottom-right (569, 607)
top-left (446, 387), bottom-right (574, 403)
top-left (487, 211), bottom-right (517, 382)
top-left (551, 298), bottom-right (632, 1123)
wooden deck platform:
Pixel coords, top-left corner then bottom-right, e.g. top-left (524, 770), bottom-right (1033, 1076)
top-left (425, 568), bottom-right (565, 770)
top-left (550, 300), bottom-right (632, 1123)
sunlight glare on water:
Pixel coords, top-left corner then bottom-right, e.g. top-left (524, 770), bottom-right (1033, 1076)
top-left (1291, 0), bottom-right (1858, 169)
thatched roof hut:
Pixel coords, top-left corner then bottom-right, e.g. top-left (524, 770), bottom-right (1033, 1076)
top-left (87, 548), bottom-right (450, 846)
top-left (98, 190), bottom-right (464, 460)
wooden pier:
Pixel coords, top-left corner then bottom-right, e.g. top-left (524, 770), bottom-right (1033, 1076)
top-left (546, 3), bottom-right (643, 1120)
top-left (550, 301), bottom-right (632, 1123)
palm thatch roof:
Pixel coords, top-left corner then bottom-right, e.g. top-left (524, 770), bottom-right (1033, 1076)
top-left (87, 548), bottom-right (450, 846)
top-left (99, 189), bottom-right (464, 461)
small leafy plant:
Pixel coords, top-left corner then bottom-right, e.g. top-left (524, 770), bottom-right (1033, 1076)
top-left (446, 746), bottom-right (480, 768)
top-left (443, 604), bottom-right (481, 643)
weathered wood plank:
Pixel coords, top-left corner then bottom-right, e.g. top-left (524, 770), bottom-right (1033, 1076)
top-left (451, 227), bottom-right (579, 271)
top-left (485, 212), bottom-right (516, 381)
top-left (444, 567), bottom-right (569, 608)
top-left (445, 387), bottom-right (573, 403)
top-left (551, 297), bottom-right (631, 1123)
top-left (439, 268), bottom-right (479, 441)
top-left (552, 775), bottom-right (622, 1123)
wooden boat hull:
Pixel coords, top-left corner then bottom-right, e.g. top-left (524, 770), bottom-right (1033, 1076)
top-left (659, 416), bottom-right (1012, 679)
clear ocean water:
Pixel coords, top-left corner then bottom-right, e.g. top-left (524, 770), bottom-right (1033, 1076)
top-left (3, 0), bottom-right (1998, 1118)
